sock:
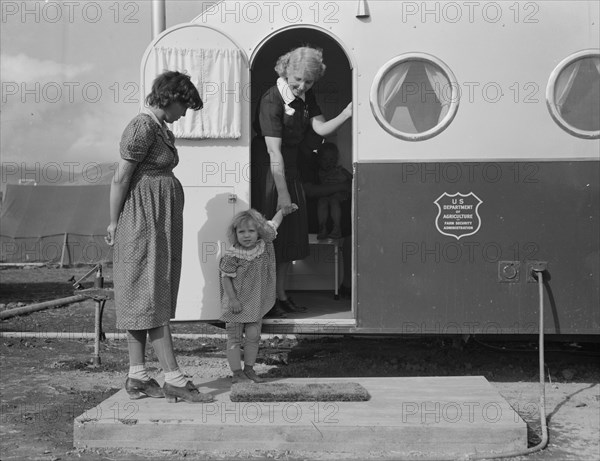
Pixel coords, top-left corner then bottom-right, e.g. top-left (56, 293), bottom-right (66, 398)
top-left (164, 369), bottom-right (188, 387)
top-left (128, 365), bottom-right (150, 381)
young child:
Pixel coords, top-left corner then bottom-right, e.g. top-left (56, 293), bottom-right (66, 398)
top-left (219, 206), bottom-right (297, 384)
top-left (316, 142), bottom-right (352, 239)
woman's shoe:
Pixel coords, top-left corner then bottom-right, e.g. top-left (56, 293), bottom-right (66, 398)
top-left (264, 301), bottom-right (288, 318)
top-left (243, 367), bottom-right (265, 383)
top-left (163, 381), bottom-right (214, 403)
top-left (280, 297), bottom-right (307, 313)
top-left (125, 377), bottom-right (164, 400)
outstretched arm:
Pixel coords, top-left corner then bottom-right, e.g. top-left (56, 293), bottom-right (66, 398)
top-left (270, 204), bottom-right (298, 229)
top-left (264, 136), bottom-right (294, 215)
top-left (311, 102), bottom-right (352, 137)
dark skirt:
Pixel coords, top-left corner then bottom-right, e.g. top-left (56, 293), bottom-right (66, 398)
top-left (251, 137), bottom-right (309, 263)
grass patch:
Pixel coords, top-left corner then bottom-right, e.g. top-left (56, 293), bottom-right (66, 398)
top-left (230, 381), bottom-right (370, 402)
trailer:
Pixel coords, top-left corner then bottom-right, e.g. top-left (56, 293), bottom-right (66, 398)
top-left (139, 0), bottom-right (599, 336)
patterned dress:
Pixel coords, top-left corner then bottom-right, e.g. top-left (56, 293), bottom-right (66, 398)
top-left (219, 222), bottom-right (277, 323)
top-left (113, 111), bottom-right (184, 330)
top-left (251, 82), bottom-right (322, 262)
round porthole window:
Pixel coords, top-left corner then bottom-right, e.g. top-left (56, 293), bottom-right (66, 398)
top-left (370, 53), bottom-right (459, 141)
top-left (546, 50), bottom-right (600, 139)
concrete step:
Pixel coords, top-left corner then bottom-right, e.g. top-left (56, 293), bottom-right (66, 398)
top-left (74, 376), bottom-right (526, 458)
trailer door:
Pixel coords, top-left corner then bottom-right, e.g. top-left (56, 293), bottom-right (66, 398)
top-left (141, 24), bottom-right (250, 321)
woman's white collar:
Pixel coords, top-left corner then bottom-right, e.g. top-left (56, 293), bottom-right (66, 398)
top-left (277, 77), bottom-right (297, 104)
top-left (278, 76), bottom-right (307, 104)
top-left (142, 107), bottom-right (168, 129)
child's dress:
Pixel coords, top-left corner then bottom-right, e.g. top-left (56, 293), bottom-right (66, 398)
top-left (219, 221), bottom-right (277, 323)
top-left (318, 165), bottom-right (352, 201)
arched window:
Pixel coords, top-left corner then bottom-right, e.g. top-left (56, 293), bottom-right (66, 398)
top-left (546, 50), bottom-right (600, 139)
top-left (370, 53), bottom-right (459, 141)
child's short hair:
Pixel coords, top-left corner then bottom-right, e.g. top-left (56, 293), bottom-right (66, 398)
top-left (317, 142), bottom-right (339, 160)
top-left (227, 209), bottom-right (270, 245)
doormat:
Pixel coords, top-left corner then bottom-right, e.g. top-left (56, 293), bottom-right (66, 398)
top-left (230, 382), bottom-right (370, 402)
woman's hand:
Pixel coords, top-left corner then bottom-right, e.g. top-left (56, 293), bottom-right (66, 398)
top-left (105, 223), bottom-right (117, 246)
top-left (277, 191), bottom-right (293, 215)
top-left (311, 102), bottom-right (353, 137)
top-left (283, 203), bottom-right (299, 216)
top-left (230, 298), bottom-right (243, 314)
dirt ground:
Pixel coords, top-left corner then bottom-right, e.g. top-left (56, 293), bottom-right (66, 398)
top-left (1, 266), bottom-right (599, 460)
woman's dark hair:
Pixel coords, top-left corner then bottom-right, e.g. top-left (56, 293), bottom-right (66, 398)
top-left (145, 71), bottom-right (203, 110)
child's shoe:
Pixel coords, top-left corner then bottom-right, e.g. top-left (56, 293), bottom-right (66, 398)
top-left (329, 228), bottom-right (342, 239)
top-left (231, 369), bottom-right (251, 384)
top-left (243, 367), bottom-right (265, 383)
top-left (317, 227), bottom-right (328, 240)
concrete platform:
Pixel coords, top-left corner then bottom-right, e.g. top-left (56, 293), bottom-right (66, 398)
top-left (74, 376), bottom-right (527, 458)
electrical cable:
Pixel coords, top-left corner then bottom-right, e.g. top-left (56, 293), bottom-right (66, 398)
top-left (471, 337), bottom-right (600, 356)
top-left (469, 268), bottom-right (549, 460)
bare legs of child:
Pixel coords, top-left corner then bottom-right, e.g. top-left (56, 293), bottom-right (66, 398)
top-left (317, 195), bottom-right (343, 239)
top-left (226, 321), bottom-right (264, 383)
top-left (126, 325), bottom-right (213, 403)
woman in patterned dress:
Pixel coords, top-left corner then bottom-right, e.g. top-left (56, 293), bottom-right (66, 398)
top-left (106, 71), bottom-right (213, 404)
top-left (219, 206), bottom-right (296, 384)
top-left (251, 46), bottom-right (352, 316)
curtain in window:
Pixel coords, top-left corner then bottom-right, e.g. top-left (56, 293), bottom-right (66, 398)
top-left (555, 61), bottom-right (581, 112)
top-left (378, 62), bottom-right (411, 121)
top-left (423, 62), bottom-right (451, 123)
top-left (150, 47), bottom-right (242, 139)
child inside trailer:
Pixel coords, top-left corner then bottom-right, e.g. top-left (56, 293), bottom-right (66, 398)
top-left (315, 142), bottom-right (353, 240)
top-left (300, 133), bottom-right (353, 300)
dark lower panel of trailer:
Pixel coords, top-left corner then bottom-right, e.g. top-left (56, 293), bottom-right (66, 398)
top-left (355, 160), bottom-right (600, 335)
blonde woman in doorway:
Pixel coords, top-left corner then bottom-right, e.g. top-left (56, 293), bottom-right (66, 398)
top-left (251, 46), bottom-right (352, 317)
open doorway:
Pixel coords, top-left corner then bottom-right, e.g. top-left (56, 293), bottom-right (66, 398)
top-left (250, 27), bottom-right (353, 322)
